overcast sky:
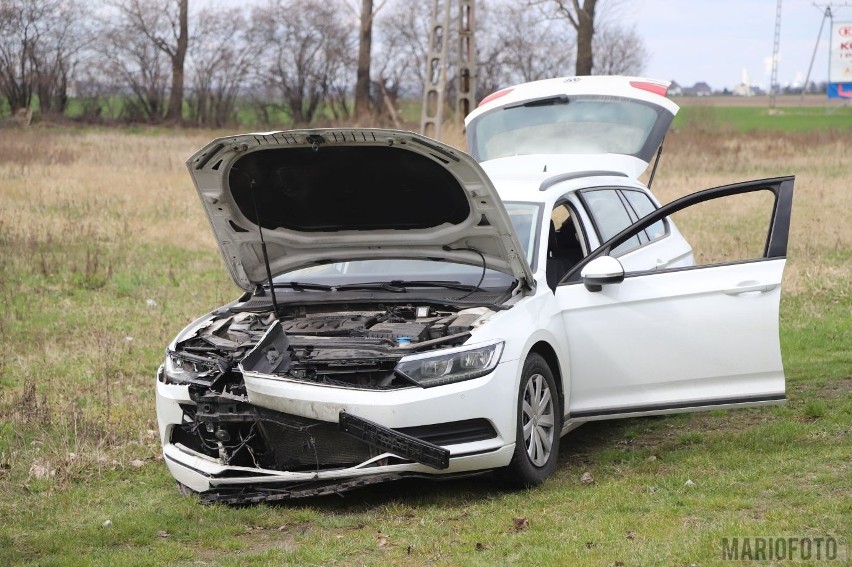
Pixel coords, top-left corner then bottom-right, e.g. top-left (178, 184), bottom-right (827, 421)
top-left (625, 0), bottom-right (851, 89)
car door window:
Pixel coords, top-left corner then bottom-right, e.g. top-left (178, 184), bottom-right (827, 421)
top-left (570, 177), bottom-right (793, 282)
top-left (621, 189), bottom-right (667, 243)
top-left (546, 204), bottom-right (586, 289)
top-left (580, 189), bottom-right (641, 255)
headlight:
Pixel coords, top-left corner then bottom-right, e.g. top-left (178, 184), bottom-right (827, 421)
top-left (395, 341), bottom-right (504, 388)
top-left (163, 352), bottom-right (216, 384)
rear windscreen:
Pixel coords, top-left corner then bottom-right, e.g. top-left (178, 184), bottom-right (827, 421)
top-left (468, 96), bottom-right (670, 163)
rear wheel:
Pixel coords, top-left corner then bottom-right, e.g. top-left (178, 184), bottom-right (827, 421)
top-left (501, 353), bottom-right (560, 487)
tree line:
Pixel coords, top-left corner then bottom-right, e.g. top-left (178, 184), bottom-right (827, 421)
top-left (0, 0), bottom-right (646, 127)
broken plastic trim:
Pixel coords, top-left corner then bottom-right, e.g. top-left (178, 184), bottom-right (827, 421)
top-left (198, 473), bottom-right (404, 504)
top-left (339, 411), bottom-right (450, 470)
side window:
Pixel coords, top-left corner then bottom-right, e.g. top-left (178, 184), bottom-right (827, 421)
top-left (621, 189), bottom-right (667, 242)
top-left (567, 179), bottom-right (793, 284)
top-left (581, 189), bottom-right (642, 255)
top-left (550, 203), bottom-right (586, 257)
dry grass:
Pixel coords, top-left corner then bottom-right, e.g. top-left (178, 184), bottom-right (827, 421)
top-left (649, 130), bottom-right (851, 297)
top-left (0, 128), bottom-right (217, 255)
top-left (0, 127), bottom-right (230, 489)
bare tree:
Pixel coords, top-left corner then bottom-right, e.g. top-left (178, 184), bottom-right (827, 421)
top-left (0, 0), bottom-right (40, 113)
top-left (251, 0), bottom-right (354, 126)
top-left (593, 24), bottom-right (646, 76)
top-left (372, 0), bottom-right (431, 123)
top-left (187, 6), bottom-right (252, 127)
top-left (529, 0), bottom-right (598, 75)
top-left (354, 0), bottom-right (373, 120)
top-left (97, 10), bottom-right (171, 122)
top-left (346, 0), bottom-right (396, 122)
top-left (477, 2), bottom-right (574, 97)
top-left (0, 0), bottom-right (86, 116)
top-left (553, 0), bottom-right (597, 75)
top-left (108, 0), bottom-right (189, 123)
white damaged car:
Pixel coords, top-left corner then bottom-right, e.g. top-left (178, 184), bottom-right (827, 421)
top-left (156, 77), bottom-right (794, 503)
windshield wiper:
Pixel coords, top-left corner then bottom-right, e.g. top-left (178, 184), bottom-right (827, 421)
top-left (334, 280), bottom-right (480, 292)
top-left (506, 94), bottom-right (569, 109)
top-left (265, 280), bottom-right (482, 294)
top-left (267, 281), bottom-right (334, 292)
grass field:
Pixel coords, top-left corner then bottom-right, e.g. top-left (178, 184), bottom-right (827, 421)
top-left (0, 118), bottom-right (849, 565)
top-left (673, 104), bottom-right (852, 133)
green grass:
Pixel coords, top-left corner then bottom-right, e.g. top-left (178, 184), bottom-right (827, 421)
top-left (14, 92), bottom-right (852, 135)
top-left (0, 297), bottom-right (848, 566)
top-left (674, 104), bottom-right (852, 133)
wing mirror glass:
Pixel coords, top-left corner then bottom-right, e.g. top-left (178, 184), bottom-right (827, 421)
top-left (580, 256), bottom-right (625, 292)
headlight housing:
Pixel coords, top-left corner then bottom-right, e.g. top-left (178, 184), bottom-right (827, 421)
top-left (395, 340), bottom-right (504, 388)
top-left (162, 352), bottom-right (217, 385)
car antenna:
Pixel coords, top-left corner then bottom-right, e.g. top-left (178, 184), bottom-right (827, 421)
top-left (647, 138), bottom-right (665, 190)
top-left (249, 179), bottom-right (281, 321)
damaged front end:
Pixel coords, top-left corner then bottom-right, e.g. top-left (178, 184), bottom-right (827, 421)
top-left (159, 303), bottom-right (503, 502)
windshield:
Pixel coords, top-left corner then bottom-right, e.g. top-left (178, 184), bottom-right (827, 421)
top-left (469, 96), bottom-right (663, 162)
top-left (274, 202), bottom-right (541, 287)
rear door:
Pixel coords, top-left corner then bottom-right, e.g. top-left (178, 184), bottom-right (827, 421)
top-left (555, 177), bottom-right (794, 420)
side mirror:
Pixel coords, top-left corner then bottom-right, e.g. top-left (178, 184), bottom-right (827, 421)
top-left (580, 256), bottom-right (625, 292)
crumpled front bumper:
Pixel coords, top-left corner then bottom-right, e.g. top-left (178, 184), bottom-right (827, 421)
top-left (156, 360), bottom-right (519, 502)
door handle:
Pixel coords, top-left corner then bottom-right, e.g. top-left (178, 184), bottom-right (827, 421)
top-left (723, 282), bottom-right (778, 295)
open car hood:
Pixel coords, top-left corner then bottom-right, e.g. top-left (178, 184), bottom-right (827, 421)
top-left (187, 129), bottom-right (535, 292)
top-left (465, 76), bottom-right (680, 178)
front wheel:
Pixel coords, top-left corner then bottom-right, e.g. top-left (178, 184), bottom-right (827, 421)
top-left (500, 353), bottom-right (561, 488)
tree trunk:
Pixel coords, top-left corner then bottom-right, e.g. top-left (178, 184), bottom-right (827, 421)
top-left (354, 0), bottom-right (373, 120)
top-left (574, 0), bottom-right (596, 75)
top-left (165, 0), bottom-right (188, 123)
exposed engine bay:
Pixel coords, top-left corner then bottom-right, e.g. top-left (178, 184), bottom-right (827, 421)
top-left (169, 303), bottom-right (493, 391)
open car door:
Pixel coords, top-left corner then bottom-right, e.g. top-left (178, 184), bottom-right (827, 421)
top-left (556, 177), bottom-right (794, 420)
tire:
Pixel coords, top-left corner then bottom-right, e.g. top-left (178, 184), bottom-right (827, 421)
top-left (500, 353), bottom-right (561, 488)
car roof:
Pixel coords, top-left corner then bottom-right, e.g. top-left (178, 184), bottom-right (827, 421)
top-left (491, 169), bottom-right (650, 205)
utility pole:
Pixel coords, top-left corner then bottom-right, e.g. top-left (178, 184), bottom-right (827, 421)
top-left (456, 0), bottom-right (476, 122)
top-left (421, 0), bottom-right (451, 139)
top-left (769, 0), bottom-right (783, 109)
top-left (420, 0), bottom-right (476, 140)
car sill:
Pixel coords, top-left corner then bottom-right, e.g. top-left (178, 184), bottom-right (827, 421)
top-left (566, 394), bottom-right (786, 422)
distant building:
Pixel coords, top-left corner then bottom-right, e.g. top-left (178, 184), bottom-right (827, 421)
top-left (733, 68), bottom-right (754, 96)
top-left (691, 82), bottom-right (712, 96)
top-left (668, 80), bottom-right (713, 96)
top-left (668, 80), bottom-right (684, 96)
